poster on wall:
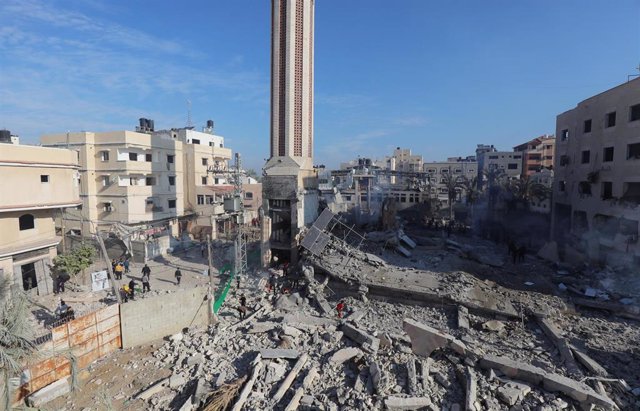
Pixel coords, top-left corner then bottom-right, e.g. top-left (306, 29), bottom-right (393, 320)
top-left (91, 270), bottom-right (110, 292)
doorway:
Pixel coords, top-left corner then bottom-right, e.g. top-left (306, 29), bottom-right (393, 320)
top-left (21, 262), bottom-right (38, 293)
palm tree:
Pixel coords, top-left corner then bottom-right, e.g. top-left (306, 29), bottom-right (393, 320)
top-left (441, 171), bottom-right (463, 220)
top-left (0, 278), bottom-right (37, 410)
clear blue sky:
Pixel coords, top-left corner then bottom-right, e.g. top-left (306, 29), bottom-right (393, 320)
top-left (1, 0), bottom-right (639, 170)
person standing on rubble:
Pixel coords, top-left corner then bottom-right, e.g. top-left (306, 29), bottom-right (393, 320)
top-left (336, 300), bottom-right (346, 318)
top-left (174, 268), bottom-right (182, 285)
top-left (141, 271), bottom-right (151, 293)
top-left (141, 264), bottom-right (151, 278)
top-left (268, 273), bottom-right (277, 294)
top-left (123, 258), bottom-right (130, 274)
top-left (114, 261), bottom-right (124, 280)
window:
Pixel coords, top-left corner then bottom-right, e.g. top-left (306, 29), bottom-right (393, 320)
top-left (507, 163), bottom-right (518, 170)
top-left (103, 202), bottom-right (113, 212)
top-left (561, 129), bottom-right (569, 141)
top-left (192, 139), bottom-right (201, 145)
top-left (214, 178), bottom-right (219, 184)
top-left (129, 177), bottom-right (138, 186)
top-left (100, 151), bottom-right (110, 161)
top-left (426, 168), bottom-right (436, 173)
top-left (578, 181), bottom-right (592, 196)
top-left (601, 182), bottom-right (613, 200)
top-left (40, 175), bottom-right (49, 183)
top-left (101, 176), bottom-right (110, 187)
top-left (168, 199), bottom-right (176, 209)
top-left (206, 195), bottom-right (214, 204)
top-left (245, 192), bottom-right (254, 200)
top-left (145, 153), bottom-right (152, 162)
top-left (201, 176), bottom-right (207, 185)
top-left (209, 142), bottom-right (213, 147)
top-left (606, 112), bottom-right (616, 128)
top-left (513, 155), bottom-right (522, 159)
top-left (581, 150), bottom-right (591, 164)
top-left (623, 182), bottom-right (640, 203)
top-left (488, 155), bottom-right (498, 159)
top-left (168, 176), bottom-right (175, 186)
top-left (603, 147), bottom-right (614, 162)
top-left (559, 181), bottom-right (566, 192)
top-left (19, 214), bottom-right (35, 230)
top-left (627, 143), bottom-right (640, 160)
top-left (630, 104), bottom-right (640, 122)
top-left (145, 177), bottom-right (156, 186)
top-left (197, 195), bottom-right (205, 205)
top-left (454, 169), bottom-right (462, 174)
top-left (202, 158), bottom-right (208, 166)
top-left (441, 168), bottom-right (449, 173)
top-left (583, 119), bottom-right (592, 133)
top-left (560, 155), bottom-right (570, 166)
top-left (167, 155), bottom-right (175, 164)
top-left (129, 152), bottom-right (138, 161)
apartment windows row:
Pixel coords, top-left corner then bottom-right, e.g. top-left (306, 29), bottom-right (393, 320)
top-left (558, 179), bottom-right (640, 203)
top-left (101, 198), bottom-right (177, 213)
top-left (574, 144), bottom-right (640, 165)
top-left (197, 195), bottom-right (215, 205)
top-left (560, 103), bottom-right (640, 141)
top-left (98, 150), bottom-right (176, 165)
top-left (112, 175), bottom-right (176, 187)
top-left (425, 167), bottom-right (475, 174)
top-left (200, 176), bottom-right (223, 185)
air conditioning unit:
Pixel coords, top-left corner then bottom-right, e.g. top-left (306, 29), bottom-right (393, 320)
top-left (104, 205), bottom-right (113, 212)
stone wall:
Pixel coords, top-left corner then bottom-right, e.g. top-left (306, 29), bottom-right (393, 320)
top-left (119, 287), bottom-right (209, 348)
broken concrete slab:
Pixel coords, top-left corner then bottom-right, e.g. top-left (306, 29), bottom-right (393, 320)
top-left (282, 325), bottom-right (303, 338)
top-left (265, 361), bottom-right (288, 385)
top-left (329, 347), bottom-right (361, 364)
top-left (403, 318), bottom-right (466, 358)
top-left (535, 317), bottom-right (581, 376)
top-left (399, 231), bottom-right (417, 249)
top-left (457, 306), bottom-right (470, 330)
top-left (477, 354), bottom-right (616, 410)
top-left (231, 357), bottom-right (264, 411)
top-left (384, 396), bottom-right (432, 410)
top-left (481, 320), bottom-right (505, 333)
top-left (570, 346), bottom-right (608, 377)
top-left (343, 308), bottom-right (366, 323)
top-left (284, 366), bottom-right (319, 411)
top-left (406, 359), bottom-right (417, 395)
top-left (396, 245), bottom-right (412, 257)
top-left (281, 313), bottom-right (336, 327)
top-left (169, 374), bottom-right (187, 389)
top-left (136, 377), bottom-right (169, 400)
top-left (260, 349), bottom-right (300, 359)
top-left (26, 377), bottom-right (70, 407)
top-left (341, 323), bottom-right (380, 354)
top-left (273, 353), bottom-right (309, 403)
top-left (369, 361), bottom-right (383, 394)
top-left (248, 321), bottom-right (279, 334)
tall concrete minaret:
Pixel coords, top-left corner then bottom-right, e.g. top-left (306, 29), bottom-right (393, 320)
top-left (262, 0), bottom-right (318, 266)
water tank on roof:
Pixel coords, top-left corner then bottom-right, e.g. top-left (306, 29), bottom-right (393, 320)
top-left (0, 129), bottom-right (11, 143)
top-left (207, 120), bottom-right (214, 129)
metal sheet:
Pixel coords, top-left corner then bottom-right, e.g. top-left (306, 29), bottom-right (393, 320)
top-left (314, 208), bottom-right (334, 231)
top-left (301, 226), bottom-right (321, 250)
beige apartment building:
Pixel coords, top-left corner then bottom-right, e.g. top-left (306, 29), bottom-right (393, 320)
top-left (514, 135), bottom-right (556, 177)
top-left (0, 143), bottom-right (80, 295)
top-left (41, 130), bottom-right (186, 237)
top-left (423, 157), bottom-right (477, 208)
top-left (553, 77), bottom-right (640, 265)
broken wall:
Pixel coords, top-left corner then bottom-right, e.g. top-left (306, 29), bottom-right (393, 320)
top-left (119, 287), bottom-right (209, 348)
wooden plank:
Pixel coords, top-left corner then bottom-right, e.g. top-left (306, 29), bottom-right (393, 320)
top-left (95, 304), bottom-right (119, 322)
top-left (77, 349), bottom-right (100, 369)
top-left (67, 312), bottom-right (97, 335)
top-left (69, 325), bottom-right (97, 347)
top-left (98, 325), bottom-right (120, 346)
top-left (71, 337), bottom-right (98, 357)
top-left (96, 314), bottom-right (120, 334)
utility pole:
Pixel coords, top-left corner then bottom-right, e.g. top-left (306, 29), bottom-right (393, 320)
top-left (60, 208), bottom-right (66, 253)
top-left (207, 234), bottom-right (215, 310)
top-left (95, 232), bottom-right (122, 304)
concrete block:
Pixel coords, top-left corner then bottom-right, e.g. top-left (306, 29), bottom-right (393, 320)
top-left (570, 346), bottom-right (608, 376)
top-left (329, 347), bottom-right (361, 364)
top-left (384, 396), bottom-right (432, 410)
top-left (369, 361), bottom-right (383, 394)
top-left (457, 306), bottom-right (470, 330)
top-left (260, 349), bottom-right (300, 359)
top-left (169, 374), bottom-right (187, 389)
top-left (341, 323), bottom-right (380, 354)
top-left (403, 318), bottom-right (466, 358)
top-left (26, 377), bottom-right (70, 407)
top-left (536, 317), bottom-right (581, 376)
top-left (248, 321), bottom-right (278, 334)
top-left (136, 377), bottom-right (169, 400)
top-left (464, 366), bottom-right (477, 411)
top-left (406, 360), bottom-right (417, 395)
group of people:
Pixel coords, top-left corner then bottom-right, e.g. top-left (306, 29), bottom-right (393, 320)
top-left (119, 263), bottom-right (152, 302)
top-left (111, 257), bottom-right (130, 280)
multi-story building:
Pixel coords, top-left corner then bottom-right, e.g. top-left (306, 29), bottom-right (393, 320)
top-left (153, 124), bottom-right (232, 229)
top-left (423, 157), bottom-right (477, 208)
top-left (477, 148), bottom-right (523, 184)
top-left (0, 142), bottom-right (81, 295)
top-left (41, 130), bottom-right (186, 238)
top-left (387, 147), bottom-right (423, 173)
top-left (528, 169), bottom-right (553, 214)
top-left (513, 135), bottom-right (556, 177)
top-left (552, 77), bottom-right (640, 265)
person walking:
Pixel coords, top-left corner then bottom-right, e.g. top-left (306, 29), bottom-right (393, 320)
top-left (174, 268), bottom-right (182, 285)
top-left (141, 272), bottom-right (151, 293)
top-left (141, 264), bottom-right (151, 278)
top-left (128, 279), bottom-right (136, 300)
top-left (123, 258), bottom-right (130, 274)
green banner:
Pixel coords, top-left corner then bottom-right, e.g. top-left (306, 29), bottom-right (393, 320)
top-left (213, 263), bottom-right (234, 314)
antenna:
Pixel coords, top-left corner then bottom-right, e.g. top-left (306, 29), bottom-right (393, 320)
top-left (186, 99), bottom-right (193, 127)
top-left (628, 64), bottom-right (640, 82)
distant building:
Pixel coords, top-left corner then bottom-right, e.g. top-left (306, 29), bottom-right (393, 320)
top-left (0, 143), bottom-right (81, 295)
top-left (528, 169), bottom-right (553, 214)
top-left (0, 129), bottom-right (20, 144)
top-left (513, 135), bottom-right (556, 177)
top-left (552, 77), bottom-right (640, 265)
top-left (423, 157), bottom-right (477, 208)
top-left (477, 147), bottom-right (523, 186)
top-left (387, 147), bottom-right (423, 173)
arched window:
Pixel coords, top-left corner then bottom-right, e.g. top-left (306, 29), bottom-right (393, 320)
top-left (19, 214), bottom-right (35, 231)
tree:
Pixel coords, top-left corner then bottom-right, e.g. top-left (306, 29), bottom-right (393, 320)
top-left (441, 171), bottom-right (464, 220)
top-left (459, 175), bottom-right (479, 206)
top-left (245, 169), bottom-right (262, 183)
top-left (52, 244), bottom-right (96, 281)
top-left (0, 278), bottom-right (37, 410)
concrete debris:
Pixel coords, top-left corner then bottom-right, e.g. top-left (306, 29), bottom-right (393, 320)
top-left (230, 355), bottom-right (263, 411)
top-left (457, 306), bottom-right (470, 330)
top-left (135, 377), bottom-right (169, 400)
top-left (403, 318), bottom-right (466, 358)
top-left (341, 322), bottom-right (380, 354)
top-left (406, 359), bottom-right (417, 395)
top-left (265, 361), bottom-right (288, 384)
top-left (497, 381), bottom-right (531, 406)
top-left (570, 345), bottom-right (609, 377)
top-left (260, 349), bottom-right (300, 359)
top-left (273, 353), bottom-right (309, 403)
top-left (284, 366), bottom-right (319, 411)
top-left (384, 395), bottom-right (432, 410)
top-left (535, 316), bottom-right (581, 376)
top-left (481, 320), bottom-right (505, 333)
top-left (26, 377), bottom-right (70, 407)
top-left (329, 347), bottom-right (361, 364)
